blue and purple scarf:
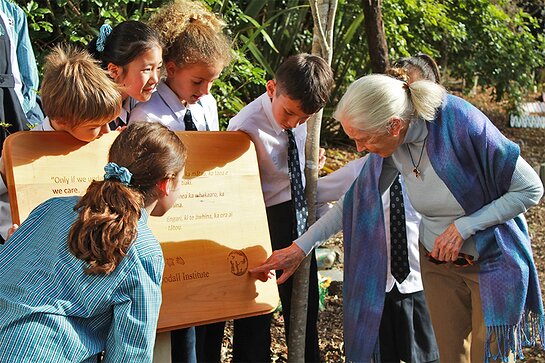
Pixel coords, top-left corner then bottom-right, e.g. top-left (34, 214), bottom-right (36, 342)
top-left (343, 94), bottom-right (544, 362)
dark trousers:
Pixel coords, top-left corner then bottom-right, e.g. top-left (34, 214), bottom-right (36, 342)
top-left (171, 327), bottom-right (196, 363)
top-left (379, 285), bottom-right (439, 363)
top-left (195, 322), bottom-right (225, 362)
top-left (231, 201), bottom-right (320, 362)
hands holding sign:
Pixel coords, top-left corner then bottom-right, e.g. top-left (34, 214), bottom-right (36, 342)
top-left (249, 243), bottom-right (306, 284)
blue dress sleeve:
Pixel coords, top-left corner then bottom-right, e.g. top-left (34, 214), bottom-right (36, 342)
top-left (103, 254), bottom-right (164, 362)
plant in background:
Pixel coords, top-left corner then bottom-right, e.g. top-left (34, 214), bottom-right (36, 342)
top-left (382, 0), bottom-right (545, 112)
top-left (447, 1), bottom-right (545, 110)
top-left (17, 0), bottom-right (545, 131)
top-left (213, 48), bottom-right (267, 129)
top-left (19, 0), bottom-right (162, 70)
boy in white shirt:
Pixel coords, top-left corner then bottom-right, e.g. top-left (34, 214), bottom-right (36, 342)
top-left (227, 53), bottom-right (334, 363)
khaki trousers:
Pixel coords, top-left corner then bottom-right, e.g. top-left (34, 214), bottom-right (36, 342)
top-left (419, 245), bottom-right (514, 363)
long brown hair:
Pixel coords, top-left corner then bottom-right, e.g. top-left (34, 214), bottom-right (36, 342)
top-left (68, 122), bottom-right (187, 274)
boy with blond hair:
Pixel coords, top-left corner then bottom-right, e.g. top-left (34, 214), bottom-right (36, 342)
top-left (0, 45), bottom-right (121, 242)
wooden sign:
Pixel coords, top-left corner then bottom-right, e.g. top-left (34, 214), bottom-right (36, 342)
top-left (3, 130), bottom-right (278, 332)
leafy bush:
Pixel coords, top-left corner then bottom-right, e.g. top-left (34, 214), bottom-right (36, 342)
top-left (16, 0), bottom-right (545, 133)
top-left (382, 0), bottom-right (545, 110)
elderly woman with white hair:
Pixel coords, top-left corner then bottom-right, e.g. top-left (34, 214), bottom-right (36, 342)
top-left (252, 74), bottom-right (544, 363)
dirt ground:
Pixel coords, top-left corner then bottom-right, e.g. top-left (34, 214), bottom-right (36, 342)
top-left (221, 91), bottom-right (545, 362)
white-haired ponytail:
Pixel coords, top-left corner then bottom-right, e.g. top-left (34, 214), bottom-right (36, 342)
top-left (408, 80), bottom-right (446, 121)
top-left (334, 74), bottom-right (446, 133)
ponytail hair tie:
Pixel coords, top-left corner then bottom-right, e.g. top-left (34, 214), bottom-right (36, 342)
top-left (104, 162), bottom-right (132, 186)
top-left (96, 24), bottom-right (113, 52)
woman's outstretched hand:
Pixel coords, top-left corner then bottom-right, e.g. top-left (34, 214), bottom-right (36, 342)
top-left (249, 243), bottom-right (306, 284)
top-left (248, 269), bottom-right (275, 282)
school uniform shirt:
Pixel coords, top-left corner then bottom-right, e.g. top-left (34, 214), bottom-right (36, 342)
top-left (0, 117), bottom-right (55, 240)
top-left (0, 196), bottom-right (164, 362)
top-left (227, 93), bottom-right (307, 207)
top-left (314, 157), bottom-right (424, 294)
top-left (130, 79), bottom-right (219, 131)
top-left (110, 97), bottom-right (138, 129)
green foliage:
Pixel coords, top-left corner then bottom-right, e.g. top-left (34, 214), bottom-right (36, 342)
top-left (18, 0), bottom-right (162, 68)
top-left (212, 49), bottom-right (267, 129)
top-left (205, 0), bottom-right (314, 98)
top-left (16, 0), bottom-right (545, 134)
top-left (445, 1), bottom-right (545, 108)
top-left (383, 0), bottom-right (466, 60)
top-left (382, 0), bottom-right (545, 111)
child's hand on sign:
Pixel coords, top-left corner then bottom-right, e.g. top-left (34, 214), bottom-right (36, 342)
top-left (6, 224), bottom-right (19, 241)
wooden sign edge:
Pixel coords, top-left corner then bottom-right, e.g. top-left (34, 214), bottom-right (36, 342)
top-left (4, 129), bottom-right (279, 330)
top-left (157, 305), bottom-right (278, 333)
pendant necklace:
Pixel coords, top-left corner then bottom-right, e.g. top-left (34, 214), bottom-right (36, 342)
top-left (406, 137), bottom-right (427, 178)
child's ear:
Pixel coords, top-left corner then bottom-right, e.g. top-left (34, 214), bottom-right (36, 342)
top-left (165, 61), bottom-right (178, 78)
top-left (107, 63), bottom-right (122, 81)
top-left (266, 80), bottom-right (276, 98)
top-left (49, 118), bottom-right (68, 132)
top-left (157, 178), bottom-right (171, 196)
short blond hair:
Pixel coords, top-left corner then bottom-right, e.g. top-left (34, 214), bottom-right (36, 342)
top-left (148, 0), bottom-right (233, 68)
top-left (41, 45), bottom-right (122, 126)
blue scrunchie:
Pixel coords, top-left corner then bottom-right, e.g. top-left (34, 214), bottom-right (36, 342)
top-left (104, 162), bottom-right (132, 186)
top-left (96, 23), bottom-right (113, 52)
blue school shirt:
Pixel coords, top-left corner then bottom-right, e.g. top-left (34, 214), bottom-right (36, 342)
top-left (0, 196), bottom-right (164, 363)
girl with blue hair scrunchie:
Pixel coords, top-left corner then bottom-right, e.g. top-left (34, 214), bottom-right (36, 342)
top-left (89, 21), bottom-right (162, 130)
top-left (95, 23), bottom-right (112, 53)
top-left (104, 161), bottom-right (132, 185)
top-left (0, 122), bottom-right (187, 362)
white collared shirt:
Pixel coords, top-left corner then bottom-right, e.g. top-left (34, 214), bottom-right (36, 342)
top-left (299, 163), bottom-right (424, 294)
top-left (227, 93), bottom-right (307, 207)
top-left (119, 97), bottom-right (138, 126)
top-left (31, 116), bottom-right (55, 131)
top-left (130, 80), bottom-right (219, 131)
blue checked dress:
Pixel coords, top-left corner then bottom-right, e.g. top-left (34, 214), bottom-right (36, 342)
top-left (0, 196), bottom-right (164, 362)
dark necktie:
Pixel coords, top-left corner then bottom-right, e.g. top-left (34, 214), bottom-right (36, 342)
top-left (286, 129), bottom-right (308, 238)
top-left (184, 109), bottom-right (198, 131)
top-left (390, 175), bottom-right (410, 284)
top-left (109, 117), bottom-right (126, 131)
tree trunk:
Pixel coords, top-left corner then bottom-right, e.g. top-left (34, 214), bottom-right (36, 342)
top-left (439, 38), bottom-right (449, 84)
top-left (288, 1), bottom-right (337, 362)
top-left (362, 0), bottom-right (389, 73)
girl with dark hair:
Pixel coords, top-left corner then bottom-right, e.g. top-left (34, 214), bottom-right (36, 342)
top-left (89, 21), bottom-right (163, 129)
top-left (0, 122), bottom-right (186, 362)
